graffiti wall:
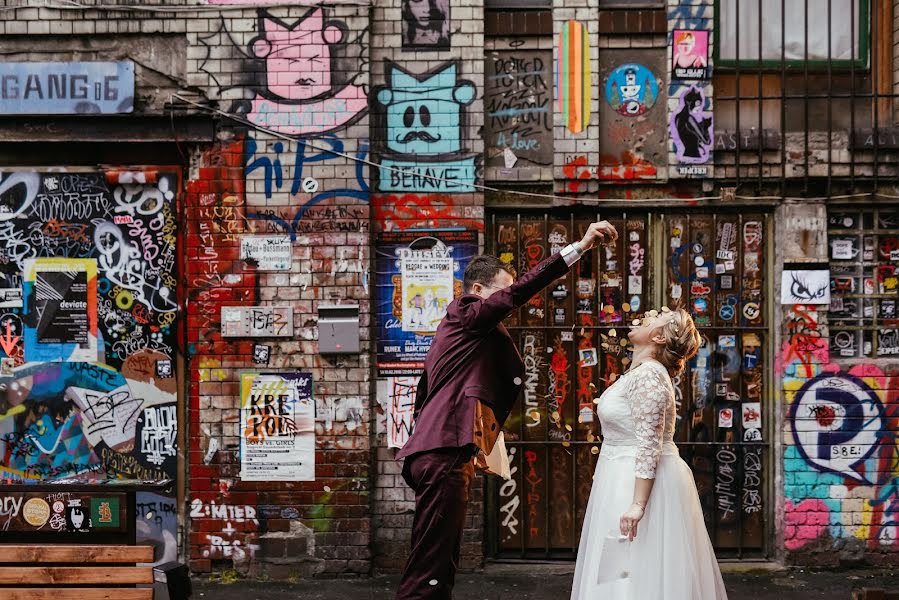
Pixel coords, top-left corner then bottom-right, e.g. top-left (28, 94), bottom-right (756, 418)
top-left (184, 1), bottom-right (373, 576)
top-left (0, 170), bottom-right (178, 486)
top-left (780, 205), bottom-right (899, 565)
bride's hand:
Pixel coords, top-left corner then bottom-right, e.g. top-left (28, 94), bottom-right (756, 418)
top-left (619, 502), bottom-right (645, 542)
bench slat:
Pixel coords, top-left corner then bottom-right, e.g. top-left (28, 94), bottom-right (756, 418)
top-left (0, 566), bottom-right (153, 585)
top-left (0, 545), bottom-right (154, 564)
top-left (0, 589), bottom-right (152, 600)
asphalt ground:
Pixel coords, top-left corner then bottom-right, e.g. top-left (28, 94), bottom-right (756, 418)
top-left (192, 564), bottom-right (899, 599)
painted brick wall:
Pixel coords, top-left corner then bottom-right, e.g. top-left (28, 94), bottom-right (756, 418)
top-left (776, 204), bottom-right (899, 566)
top-left (369, 0), bottom-right (487, 572)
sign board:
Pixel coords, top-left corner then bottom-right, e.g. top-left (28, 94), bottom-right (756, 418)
top-left (240, 236), bottom-right (292, 271)
top-left (221, 306), bottom-right (293, 337)
top-left (0, 61), bottom-right (134, 114)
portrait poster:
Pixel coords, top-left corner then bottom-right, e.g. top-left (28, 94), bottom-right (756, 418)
top-left (239, 372), bottom-right (315, 482)
top-left (401, 0), bottom-right (450, 50)
top-left (376, 230), bottom-right (478, 376)
top-left (670, 84), bottom-right (713, 172)
top-left (672, 30), bottom-right (709, 80)
top-left (401, 255), bottom-right (453, 333)
top-left (781, 263), bottom-right (831, 305)
top-left (23, 258), bottom-right (98, 362)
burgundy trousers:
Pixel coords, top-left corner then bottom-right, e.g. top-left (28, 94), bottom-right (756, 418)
top-left (396, 447), bottom-right (475, 600)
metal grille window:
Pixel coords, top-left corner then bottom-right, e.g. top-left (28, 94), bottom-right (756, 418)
top-left (718, 0), bottom-right (868, 67)
top-left (486, 212), bottom-right (771, 559)
top-left (827, 207), bottom-right (899, 357)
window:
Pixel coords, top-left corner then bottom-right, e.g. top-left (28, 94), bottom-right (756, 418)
top-left (717, 0), bottom-right (869, 67)
top-left (828, 208), bottom-right (899, 358)
top-left (599, 0), bottom-right (663, 5)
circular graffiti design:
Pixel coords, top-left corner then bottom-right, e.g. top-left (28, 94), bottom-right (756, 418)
top-left (789, 373), bottom-right (884, 484)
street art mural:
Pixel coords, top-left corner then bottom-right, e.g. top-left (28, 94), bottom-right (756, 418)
top-left (485, 50), bottom-right (553, 179)
top-left (0, 170), bottom-right (178, 487)
top-left (670, 85), bottom-right (713, 164)
top-left (781, 304), bottom-right (899, 558)
top-left (605, 63), bottom-right (659, 117)
top-left (556, 20), bottom-right (591, 135)
top-left (199, 7), bottom-right (369, 137)
top-left (375, 60), bottom-right (477, 193)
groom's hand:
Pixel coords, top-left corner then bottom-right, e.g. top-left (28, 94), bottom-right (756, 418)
top-left (578, 220), bottom-right (618, 252)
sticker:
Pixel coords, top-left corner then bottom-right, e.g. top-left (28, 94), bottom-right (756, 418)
top-left (605, 63), bottom-right (659, 116)
top-left (720, 275), bottom-right (733, 289)
top-left (892, 249), bottom-right (899, 261)
top-left (155, 359), bottom-right (173, 379)
top-left (53, 501), bottom-right (65, 514)
top-left (66, 505), bottom-right (90, 532)
top-left (696, 266), bottom-right (709, 279)
top-left (694, 256), bottom-right (705, 266)
top-left (579, 348), bottom-right (598, 367)
top-left (716, 383), bottom-right (728, 396)
top-left (670, 284), bottom-right (682, 300)
top-left (744, 428), bottom-right (762, 441)
top-left (693, 298), bottom-right (708, 312)
top-left (561, 331), bottom-right (574, 342)
top-left (692, 243), bottom-right (703, 254)
top-left (23, 498), bottom-right (51, 527)
top-left (0, 358), bottom-right (13, 376)
top-left (742, 402), bottom-right (762, 429)
top-left (629, 295), bottom-right (641, 312)
top-left (503, 147), bottom-right (518, 169)
top-left (552, 284), bottom-right (569, 300)
top-left (628, 276), bottom-right (643, 294)
top-left (744, 350), bottom-right (759, 369)
top-left (831, 238), bottom-right (858, 260)
top-left (695, 356), bottom-right (707, 368)
top-left (718, 408), bottom-right (734, 428)
top-left (716, 250), bottom-right (734, 261)
top-left (301, 177), bottom-right (319, 194)
top-left (724, 260), bottom-right (735, 271)
top-left (91, 497), bottom-right (120, 528)
top-left (715, 264), bottom-right (726, 275)
top-left (719, 304), bottom-right (735, 321)
top-left (719, 334), bottom-right (736, 348)
top-left (743, 302), bottom-right (760, 320)
top-left (579, 405), bottom-right (594, 423)
top-left (253, 344), bottom-right (271, 365)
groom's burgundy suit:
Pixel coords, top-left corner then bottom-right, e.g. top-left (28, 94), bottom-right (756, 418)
top-left (395, 250), bottom-right (574, 600)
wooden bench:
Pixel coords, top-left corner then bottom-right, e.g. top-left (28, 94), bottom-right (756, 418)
top-left (0, 545), bottom-right (154, 600)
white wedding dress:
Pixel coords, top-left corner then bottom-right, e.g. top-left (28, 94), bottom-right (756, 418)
top-left (571, 360), bottom-right (728, 600)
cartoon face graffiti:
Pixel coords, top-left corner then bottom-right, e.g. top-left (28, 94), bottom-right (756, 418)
top-left (250, 8), bottom-right (345, 101)
top-left (605, 63), bottom-right (658, 117)
top-left (376, 61), bottom-right (476, 156)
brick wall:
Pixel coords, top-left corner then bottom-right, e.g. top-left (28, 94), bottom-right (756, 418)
top-left (369, 0), bottom-right (487, 572)
top-left (776, 203), bottom-right (899, 566)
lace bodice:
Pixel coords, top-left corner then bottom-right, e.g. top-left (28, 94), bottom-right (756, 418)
top-left (596, 360), bottom-right (676, 479)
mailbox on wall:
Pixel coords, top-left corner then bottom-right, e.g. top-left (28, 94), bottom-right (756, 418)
top-left (318, 304), bottom-right (361, 354)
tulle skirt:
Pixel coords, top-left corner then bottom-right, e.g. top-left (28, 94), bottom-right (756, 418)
top-left (571, 442), bottom-right (728, 600)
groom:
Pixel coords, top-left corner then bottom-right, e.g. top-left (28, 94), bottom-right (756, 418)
top-left (395, 221), bottom-right (618, 599)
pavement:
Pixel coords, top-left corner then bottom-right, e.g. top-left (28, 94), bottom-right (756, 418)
top-left (191, 564), bottom-right (899, 599)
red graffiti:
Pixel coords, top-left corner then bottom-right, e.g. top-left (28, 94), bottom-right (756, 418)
top-left (562, 152), bottom-right (658, 192)
top-left (373, 194), bottom-right (484, 231)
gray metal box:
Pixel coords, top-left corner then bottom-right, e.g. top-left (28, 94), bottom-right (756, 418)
top-left (318, 304), bottom-right (360, 354)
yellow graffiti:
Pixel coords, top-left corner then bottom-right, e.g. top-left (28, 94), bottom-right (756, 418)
top-left (0, 404), bottom-right (26, 421)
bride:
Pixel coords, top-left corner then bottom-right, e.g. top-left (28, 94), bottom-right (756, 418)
top-left (571, 307), bottom-right (728, 600)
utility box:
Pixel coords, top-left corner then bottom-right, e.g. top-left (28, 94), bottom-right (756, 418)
top-left (318, 304), bottom-right (361, 354)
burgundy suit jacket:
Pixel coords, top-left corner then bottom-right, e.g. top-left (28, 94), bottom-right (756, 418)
top-left (396, 251), bottom-right (570, 462)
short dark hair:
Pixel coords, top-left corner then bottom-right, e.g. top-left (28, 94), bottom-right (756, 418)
top-left (463, 255), bottom-right (516, 293)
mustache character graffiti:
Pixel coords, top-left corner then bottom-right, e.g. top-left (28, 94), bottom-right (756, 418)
top-left (398, 131), bottom-right (441, 144)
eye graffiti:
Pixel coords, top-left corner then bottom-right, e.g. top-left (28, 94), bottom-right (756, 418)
top-left (790, 272), bottom-right (828, 302)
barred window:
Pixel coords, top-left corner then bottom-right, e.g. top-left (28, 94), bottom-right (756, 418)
top-left (828, 208), bottom-right (899, 358)
top-left (718, 0), bottom-right (868, 67)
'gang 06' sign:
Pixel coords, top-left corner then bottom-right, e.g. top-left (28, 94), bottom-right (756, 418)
top-left (0, 61), bottom-right (134, 114)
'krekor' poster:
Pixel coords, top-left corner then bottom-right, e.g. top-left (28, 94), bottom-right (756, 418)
top-left (239, 372), bottom-right (315, 481)
top-left (376, 230), bottom-right (478, 377)
top-left (23, 258), bottom-right (98, 362)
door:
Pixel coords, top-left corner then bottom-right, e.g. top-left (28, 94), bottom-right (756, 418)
top-left (487, 209), bottom-right (771, 559)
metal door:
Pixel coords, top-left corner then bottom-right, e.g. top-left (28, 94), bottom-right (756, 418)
top-left (487, 210), bottom-right (772, 559)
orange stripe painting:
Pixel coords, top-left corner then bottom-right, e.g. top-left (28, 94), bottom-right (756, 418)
top-left (557, 20), bottom-right (591, 134)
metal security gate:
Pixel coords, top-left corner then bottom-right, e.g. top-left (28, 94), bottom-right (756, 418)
top-left (486, 210), bottom-right (772, 559)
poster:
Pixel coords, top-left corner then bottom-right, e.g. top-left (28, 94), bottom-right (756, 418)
top-left (605, 63), bottom-right (659, 116)
top-left (23, 258), bottom-right (98, 362)
top-left (672, 30), bottom-right (709, 80)
top-left (401, 255), bottom-right (453, 333)
top-left (401, 0), bottom-right (450, 50)
top-left (670, 85), bottom-right (713, 168)
top-left (781, 263), bottom-right (831, 304)
top-left (240, 372), bottom-right (315, 481)
top-left (376, 230), bottom-right (478, 376)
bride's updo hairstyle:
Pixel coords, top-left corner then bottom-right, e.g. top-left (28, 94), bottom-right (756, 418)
top-left (657, 308), bottom-right (702, 377)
